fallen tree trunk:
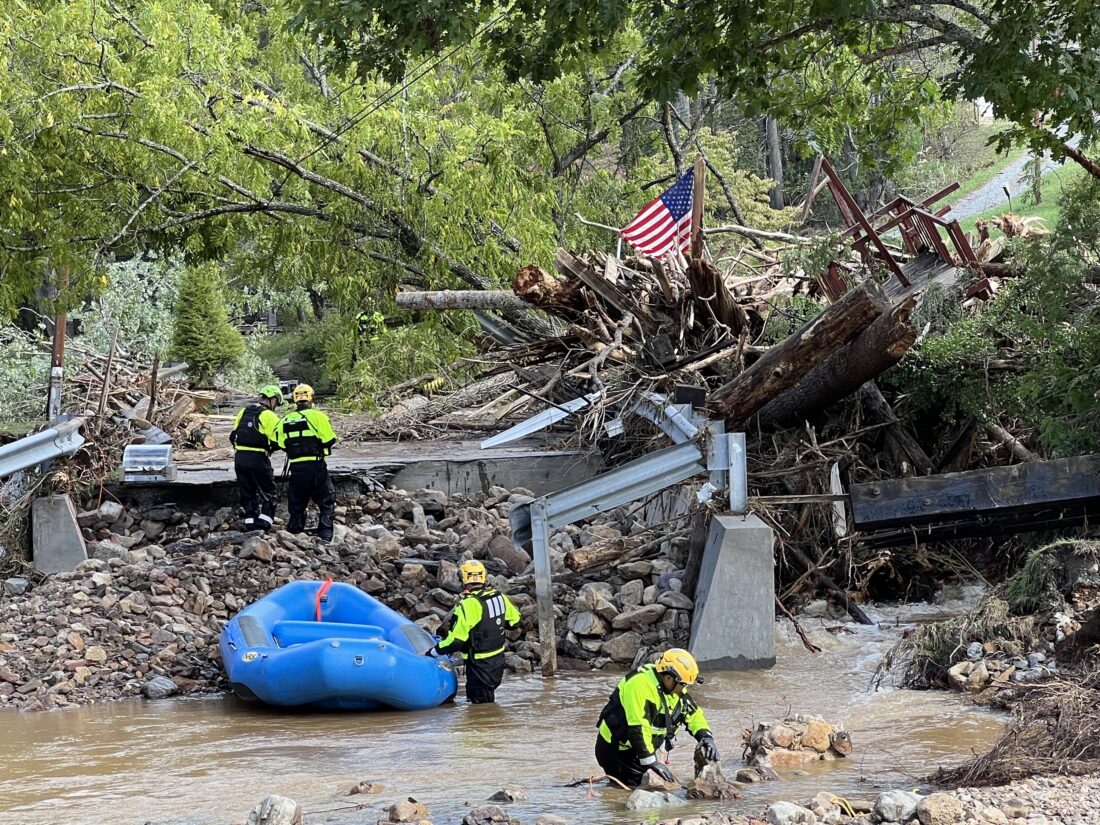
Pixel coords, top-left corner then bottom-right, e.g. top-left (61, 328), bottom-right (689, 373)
top-left (858, 380), bottom-right (933, 475)
top-left (754, 296), bottom-right (919, 429)
top-left (512, 263), bottom-right (587, 320)
top-left (686, 258), bottom-right (748, 337)
top-left (710, 280), bottom-right (890, 426)
top-left (395, 290), bottom-right (530, 312)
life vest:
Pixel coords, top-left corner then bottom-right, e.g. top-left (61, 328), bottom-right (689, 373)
top-left (281, 412), bottom-right (324, 461)
top-left (467, 588), bottom-right (508, 655)
top-left (231, 405), bottom-right (269, 451)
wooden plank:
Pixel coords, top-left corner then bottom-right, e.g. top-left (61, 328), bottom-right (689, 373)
top-left (690, 155), bottom-right (706, 260)
top-left (850, 454), bottom-right (1100, 531)
top-left (821, 158), bottom-right (909, 285)
top-left (799, 154), bottom-right (824, 224)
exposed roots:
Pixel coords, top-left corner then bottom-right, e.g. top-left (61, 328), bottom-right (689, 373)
top-left (932, 669), bottom-right (1100, 786)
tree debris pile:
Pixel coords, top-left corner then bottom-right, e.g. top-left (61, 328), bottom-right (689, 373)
top-left (0, 485), bottom-right (698, 710)
top-left (874, 540), bottom-right (1100, 693)
top-left (932, 670), bottom-right (1100, 786)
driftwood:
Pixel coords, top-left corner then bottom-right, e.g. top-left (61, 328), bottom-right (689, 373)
top-left (512, 264), bottom-right (587, 320)
top-left (395, 290), bottom-right (530, 312)
top-left (710, 280), bottom-right (890, 426)
top-left (754, 296), bottom-right (919, 429)
top-left (858, 381), bottom-right (933, 475)
top-left (686, 258), bottom-right (748, 337)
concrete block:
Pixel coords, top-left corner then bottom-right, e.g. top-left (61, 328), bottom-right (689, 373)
top-left (32, 494), bottom-right (88, 573)
top-left (690, 514), bottom-right (775, 670)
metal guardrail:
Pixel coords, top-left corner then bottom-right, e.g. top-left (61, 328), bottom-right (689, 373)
top-left (0, 418), bottom-right (86, 480)
top-left (504, 392), bottom-right (748, 676)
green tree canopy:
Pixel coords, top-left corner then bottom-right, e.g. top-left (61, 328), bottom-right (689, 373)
top-left (294, 0), bottom-right (1100, 177)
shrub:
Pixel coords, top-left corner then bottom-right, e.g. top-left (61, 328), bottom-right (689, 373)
top-left (170, 263), bottom-right (246, 386)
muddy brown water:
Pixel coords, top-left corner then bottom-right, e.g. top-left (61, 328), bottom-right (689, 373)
top-left (0, 599), bottom-right (1004, 825)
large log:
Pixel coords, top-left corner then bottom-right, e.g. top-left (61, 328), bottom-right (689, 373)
top-left (395, 290), bottom-right (530, 312)
top-left (754, 297), bottom-right (919, 429)
top-left (710, 280), bottom-right (890, 425)
top-left (858, 380), bottom-right (933, 475)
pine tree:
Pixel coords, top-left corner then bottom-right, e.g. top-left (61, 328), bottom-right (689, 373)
top-left (170, 263), bottom-right (246, 386)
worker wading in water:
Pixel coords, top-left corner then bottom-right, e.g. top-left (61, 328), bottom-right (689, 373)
top-left (431, 560), bottom-right (520, 703)
top-left (230, 385), bottom-right (283, 531)
top-left (276, 384), bottom-right (338, 542)
top-left (595, 648), bottom-right (720, 786)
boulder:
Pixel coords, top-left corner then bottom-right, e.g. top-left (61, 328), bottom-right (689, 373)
top-left (916, 793), bottom-right (964, 825)
top-left (387, 799), bottom-right (429, 822)
top-left (487, 535), bottom-right (531, 575)
top-left (239, 537), bottom-right (274, 562)
top-left (142, 675), bottom-right (178, 700)
top-left (618, 579), bottom-right (644, 606)
top-left (657, 591), bottom-right (694, 610)
top-left (601, 632), bottom-right (642, 663)
top-left (767, 724), bottom-right (796, 749)
top-left (567, 611), bottom-right (609, 637)
top-left (874, 790), bottom-right (920, 824)
top-left (3, 577), bottom-right (29, 596)
top-left (486, 787), bottom-right (528, 803)
top-left (624, 789), bottom-right (686, 811)
top-left (370, 532), bottom-right (403, 561)
top-left (347, 781), bottom-right (384, 795)
top-left (801, 718), bottom-right (834, 753)
top-left (401, 563), bottom-right (429, 583)
top-left (612, 604), bottom-right (666, 631)
top-left (246, 795), bottom-right (302, 825)
top-left (462, 805), bottom-right (519, 825)
top-left (765, 801), bottom-right (816, 825)
top-left (96, 501), bottom-right (125, 524)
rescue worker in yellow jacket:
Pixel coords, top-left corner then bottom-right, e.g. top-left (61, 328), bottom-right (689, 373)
top-left (595, 648), bottom-right (720, 786)
top-left (229, 385), bottom-right (283, 531)
top-left (275, 384), bottom-right (337, 542)
top-left (431, 560), bottom-right (520, 704)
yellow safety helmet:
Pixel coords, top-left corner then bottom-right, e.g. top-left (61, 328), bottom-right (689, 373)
top-left (292, 384), bottom-right (314, 403)
top-left (459, 559), bottom-right (487, 586)
top-left (655, 648), bottom-right (701, 686)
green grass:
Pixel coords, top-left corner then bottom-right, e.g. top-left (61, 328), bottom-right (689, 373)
top-left (957, 163), bottom-right (1088, 237)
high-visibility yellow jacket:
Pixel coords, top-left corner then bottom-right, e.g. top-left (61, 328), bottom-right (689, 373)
top-left (230, 405), bottom-right (280, 453)
top-left (436, 586), bottom-right (520, 660)
top-left (276, 407), bottom-right (337, 464)
top-left (598, 663), bottom-right (711, 763)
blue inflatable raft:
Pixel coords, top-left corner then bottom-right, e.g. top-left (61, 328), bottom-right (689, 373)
top-left (219, 580), bottom-right (457, 710)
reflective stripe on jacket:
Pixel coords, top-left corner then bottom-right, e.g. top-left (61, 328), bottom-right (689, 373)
top-left (597, 663), bottom-right (711, 760)
top-left (436, 587), bottom-right (520, 660)
top-left (276, 408), bottom-right (337, 463)
top-left (230, 405), bottom-right (279, 453)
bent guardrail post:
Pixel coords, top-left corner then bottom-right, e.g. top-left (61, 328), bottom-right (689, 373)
top-left (0, 417), bottom-right (86, 480)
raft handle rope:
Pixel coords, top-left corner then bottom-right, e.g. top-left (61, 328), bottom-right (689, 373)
top-left (315, 578), bottom-right (334, 622)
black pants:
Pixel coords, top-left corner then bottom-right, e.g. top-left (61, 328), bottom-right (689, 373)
top-left (595, 735), bottom-right (646, 787)
top-left (287, 461), bottom-right (335, 539)
top-left (465, 652), bottom-right (506, 704)
top-left (234, 451), bottom-right (276, 530)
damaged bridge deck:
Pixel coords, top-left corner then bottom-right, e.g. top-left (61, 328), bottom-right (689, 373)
top-left (161, 438), bottom-right (601, 497)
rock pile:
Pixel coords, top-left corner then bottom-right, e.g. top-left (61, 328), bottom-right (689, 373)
top-left (0, 485), bottom-right (694, 710)
top-left (743, 716), bottom-right (853, 768)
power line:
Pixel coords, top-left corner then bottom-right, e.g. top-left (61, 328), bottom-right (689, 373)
top-left (291, 11), bottom-right (511, 169)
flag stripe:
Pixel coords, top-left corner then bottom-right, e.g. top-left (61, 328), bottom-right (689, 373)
top-left (620, 170), bottom-right (695, 257)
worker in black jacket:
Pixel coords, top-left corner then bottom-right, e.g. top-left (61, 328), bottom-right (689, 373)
top-left (229, 385), bottom-right (283, 531)
top-left (276, 384), bottom-right (338, 541)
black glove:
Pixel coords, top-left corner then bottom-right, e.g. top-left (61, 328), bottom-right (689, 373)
top-left (696, 734), bottom-right (720, 763)
top-left (647, 760), bottom-right (675, 783)
top-left (424, 645), bottom-right (439, 656)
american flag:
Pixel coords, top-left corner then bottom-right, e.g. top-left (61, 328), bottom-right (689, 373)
top-left (620, 169), bottom-right (694, 257)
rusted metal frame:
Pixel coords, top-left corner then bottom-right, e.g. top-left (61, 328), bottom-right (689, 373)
top-left (945, 220), bottom-right (980, 266)
top-left (913, 212), bottom-right (956, 265)
top-left (846, 182), bottom-right (961, 246)
top-left (820, 158), bottom-right (909, 285)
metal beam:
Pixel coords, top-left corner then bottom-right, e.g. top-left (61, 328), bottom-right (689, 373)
top-left (0, 418), bottom-right (86, 480)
